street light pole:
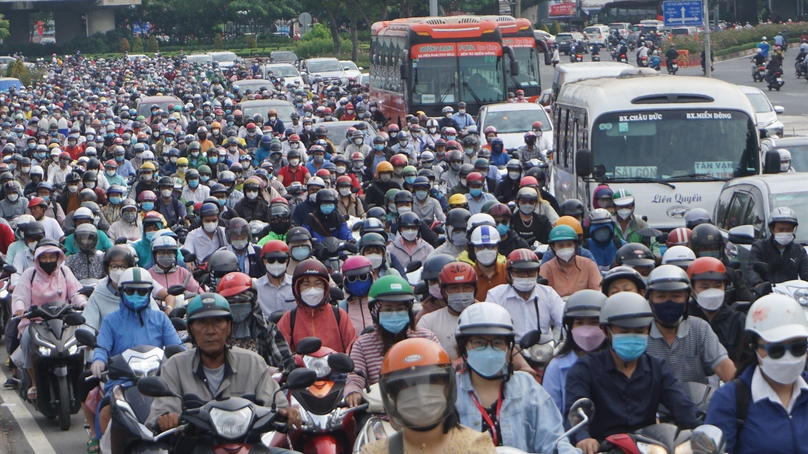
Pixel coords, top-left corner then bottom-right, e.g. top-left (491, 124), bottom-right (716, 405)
top-left (704, 0), bottom-right (711, 77)
top-left (430, 0), bottom-right (438, 16)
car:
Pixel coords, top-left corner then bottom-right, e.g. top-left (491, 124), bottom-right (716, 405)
top-left (536, 88), bottom-right (553, 108)
top-left (713, 173), bottom-right (808, 262)
top-left (0, 78), bottom-right (23, 93)
top-left (261, 63), bottom-right (303, 86)
top-left (359, 73), bottom-right (370, 86)
top-left (534, 30), bottom-right (555, 46)
top-left (235, 99), bottom-right (296, 125)
top-left (39, 37), bottom-right (56, 45)
top-left (340, 60), bottom-right (363, 81)
top-left (555, 32), bottom-right (589, 55)
top-left (270, 51), bottom-right (299, 65)
top-left (316, 121), bottom-right (378, 142)
top-left (186, 54), bottom-right (213, 64)
top-left (760, 137), bottom-right (808, 172)
top-left (233, 79), bottom-right (275, 95)
top-left (584, 25), bottom-right (610, 46)
top-left (737, 85), bottom-right (785, 138)
top-left (300, 57), bottom-right (349, 86)
top-left (127, 54), bottom-right (149, 61)
top-left (476, 102), bottom-right (554, 150)
top-left (207, 51), bottom-right (240, 68)
top-left (135, 95), bottom-right (183, 119)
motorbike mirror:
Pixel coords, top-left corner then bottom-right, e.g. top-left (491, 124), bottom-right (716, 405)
top-left (267, 310), bottom-right (284, 325)
top-left (115, 236), bottom-right (128, 245)
top-left (64, 313), bottom-right (86, 326)
top-left (137, 376), bottom-right (178, 398)
top-left (167, 285), bottom-right (185, 296)
top-left (327, 353), bottom-right (355, 374)
top-left (183, 253), bottom-right (198, 264)
top-left (406, 260), bottom-right (422, 274)
top-left (3, 264), bottom-right (16, 275)
top-left (295, 337), bottom-right (323, 356)
top-left (519, 330), bottom-right (542, 350)
top-left (170, 317), bottom-right (187, 331)
top-left (164, 344), bottom-right (185, 358)
top-left (169, 306), bottom-right (187, 319)
top-left (331, 272), bottom-right (343, 287)
top-left (329, 286), bottom-right (345, 302)
top-left (78, 286), bottom-right (95, 297)
top-left (342, 242), bottom-right (359, 254)
top-left (75, 329), bottom-right (98, 347)
top-left (690, 424), bottom-right (727, 454)
top-left (414, 281), bottom-right (428, 296)
top-left (728, 225), bottom-right (756, 245)
top-left (286, 368), bottom-right (317, 390)
top-left (567, 398), bottom-right (595, 426)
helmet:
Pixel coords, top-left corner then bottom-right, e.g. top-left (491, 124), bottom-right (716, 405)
top-left (601, 266), bottom-right (646, 296)
top-left (661, 246), bottom-right (696, 269)
top-left (600, 292), bottom-right (654, 328)
top-left (548, 225), bottom-right (578, 243)
top-left (684, 208), bottom-right (712, 229)
top-left (615, 243), bottom-right (654, 267)
top-left (612, 188), bottom-right (635, 207)
top-left (207, 250), bottom-right (240, 277)
top-left (186, 293), bottom-right (232, 322)
top-left (359, 218), bottom-right (386, 236)
top-left (559, 199), bottom-right (585, 218)
top-left (103, 245), bottom-right (136, 271)
top-left (74, 224), bottom-right (99, 253)
top-left (466, 172), bottom-right (484, 185)
top-left (470, 225), bottom-right (500, 246)
top-left (316, 189), bottom-right (338, 205)
top-left (446, 208), bottom-right (471, 230)
top-left (438, 261), bottom-right (477, 289)
top-left (359, 232), bottom-right (387, 253)
top-left (689, 223), bottom-right (724, 257)
top-left (369, 275), bottom-right (414, 304)
top-left (394, 190), bottom-right (413, 204)
top-left (516, 187), bottom-right (539, 202)
top-left (390, 154), bottom-right (407, 167)
top-left (73, 207), bottom-right (94, 221)
top-left (466, 213), bottom-right (495, 236)
top-left (746, 295), bottom-right (808, 343)
top-left (375, 161), bottom-right (393, 175)
top-left (564, 289), bottom-right (607, 319)
top-left (379, 338), bottom-right (455, 430)
top-left (151, 235), bottom-right (178, 253)
top-left (261, 240), bottom-right (289, 259)
top-left (666, 227), bottom-right (692, 248)
top-left (449, 194), bottom-right (468, 207)
top-left (398, 212), bottom-right (421, 230)
top-left (555, 216), bottom-right (583, 236)
top-left (342, 255), bottom-right (373, 277)
top-left (138, 190), bottom-right (157, 202)
top-left (216, 272), bottom-right (254, 298)
top-left (506, 248), bottom-right (540, 271)
top-left (292, 259), bottom-right (330, 306)
top-left (647, 265), bottom-right (690, 293)
top-left (769, 207), bottom-right (798, 227)
top-left (422, 255), bottom-right (457, 282)
top-left (456, 302), bottom-right (514, 340)
top-left (687, 257), bottom-right (727, 282)
top-left (286, 226), bottom-right (312, 244)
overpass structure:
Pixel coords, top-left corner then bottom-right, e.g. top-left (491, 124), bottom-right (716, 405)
top-left (2, 0), bottom-right (140, 45)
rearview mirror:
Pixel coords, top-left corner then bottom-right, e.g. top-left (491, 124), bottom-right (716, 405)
top-left (406, 260), bottom-right (422, 274)
top-left (753, 261), bottom-right (772, 277)
top-left (399, 64), bottom-right (409, 80)
top-left (286, 368), bottom-right (317, 390)
top-left (567, 398), bottom-right (595, 426)
top-left (728, 225), bottom-right (756, 245)
top-left (327, 353), bottom-right (355, 374)
top-left (65, 313), bottom-right (86, 326)
top-left (342, 242), bottom-right (359, 254)
top-left (763, 149), bottom-right (781, 174)
top-left (164, 344), bottom-right (185, 358)
top-left (519, 330), bottom-right (542, 350)
top-left (575, 149), bottom-right (593, 176)
top-left (295, 337), bottom-right (323, 356)
top-left (510, 60), bottom-right (520, 77)
top-left (774, 105), bottom-right (785, 114)
top-left (169, 306), bottom-right (187, 319)
top-left (2, 264), bottom-right (15, 275)
top-left (137, 376), bottom-right (178, 398)
top-left (691, 424), bottom-right (726, 454)
top-left (167, 285), bottom-right (185, 296)
top-left (329, 286), bottom-right (345, 302)
top-left (76, 329), bottom-right (98, 347)
top-left (170, 317), bottom-right (187, 332)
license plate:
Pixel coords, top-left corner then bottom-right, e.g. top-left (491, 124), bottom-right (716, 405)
top-left (672, 64), bottom-right (677, 68)
top-left (777, 78), bottom-right (783, 83)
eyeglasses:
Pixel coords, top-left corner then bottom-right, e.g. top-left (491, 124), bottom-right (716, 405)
top-left (757, 340), bottom-right (808, 359)
top-left (346, 273), bottom-right (371, 283)
top-left (108, 264), bottom-right (127, 271)
top-left (122, 288), bottom-right (151, 296)
top-left (475, 244), bottom-right (497, 250)
top-left (468, 338), bottom-right (509, 351)
top-left (265, 257), bottom-right (288, 264)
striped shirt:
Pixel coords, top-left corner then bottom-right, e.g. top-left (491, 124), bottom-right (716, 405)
top-left (345, 327), bottom-right (440, 396)
top-left (646, 317), bottom-right (728, 385)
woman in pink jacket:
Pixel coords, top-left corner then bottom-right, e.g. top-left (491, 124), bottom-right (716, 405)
top-left (12, 240), bottom-right (87, 400)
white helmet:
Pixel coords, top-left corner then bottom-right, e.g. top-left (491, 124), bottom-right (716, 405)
top-left (118, 266), bottom-right (155, 289)
top-left (455, 302), bottom-right (514, 339)
top-left (466, 213), bottom-right (496, 235)
top-left (470, 224), bottom-right (500, 246)
top-left (746, 295), bottom-right (808, 343)
top-left (661, 245), bottom-right (696, 269)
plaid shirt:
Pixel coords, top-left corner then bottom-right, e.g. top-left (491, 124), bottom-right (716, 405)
top-left (227, 307), bottom-right (295, 373)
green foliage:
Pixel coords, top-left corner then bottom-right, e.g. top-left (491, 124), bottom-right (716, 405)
top-left (120, 37), bottom-right (131, 53)
top-left (297, 37), bottom-right (339, 58)
top-left (147, 35), bottom-right (159, 53)
top-left (551, 20), bottom-right (561, 35)
top-left (537, 23), bottom-right (549, 33)
top-left (0, 14), bottom-right (9, 41)
top-left (5, 60), bottom-right (29, 85)
top-left (302, 23), bottom-right (332, 41)
top-left (214, 34), bottom-right (224, 49)
top-left (671, 23), bottom-right (807, 55)
top-left (247, 35), bottom-right (256, 48)
top-left (132, 36), bottom-right (144, 52)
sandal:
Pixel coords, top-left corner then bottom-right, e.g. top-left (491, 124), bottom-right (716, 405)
top-left (27, 386), bottom-right (36, 401)
top-left (87, 438), bottom-right (100, 454)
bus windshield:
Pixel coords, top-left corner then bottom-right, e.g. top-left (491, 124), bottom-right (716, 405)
top-left (512, 48), bottom-right (540, 87)
top-left (412, 56), bottom-right (505, 105)
top-left (591, 109), bottom-right (759, 182)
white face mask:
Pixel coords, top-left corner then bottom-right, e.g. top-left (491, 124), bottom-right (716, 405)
top-left (245, 191), bottom-right (259, 200)
top-left (289, 159), bottom-right (300, 167)
top-left (555, 247), bottom-right (576, 262)
top-left (508, 171), bottom-right (521, 180)
top-left (231, 239), bottom-right (248, 250)
top-left (781, 163), bottom-right (791, 172)
top-left (67, 185), bottom-right (79, 194)
top-left (28, 241), bottom-right (37, 252)
top-left (758, 351), bottom-right (807, 385)
top-left (518, 203), bottom-right (535, 215)
top-left (447, 291), bottom-right (475, 312)
top-left (395, 384), bottom-right (447, 428)
top-left (397, 206), bottom-right (412, 214)
top-left (161, 189), bottom-right (173, 198)
top-left (775, 232), bottom-right (795, 246)
top-left (617, 208), bottom-right (633, 220)
top-left (338, 188), bottom-right (351, 197)
top-left (300, 287), bottom-right (324, 307)
top-left (695, 288), bottom-right (725, 311)
top-left (475, 249), bottom-right (497, 266)
top-left (7, 193), bottom-right (18, 202)
top-left (401, 229), bottom-right (418, 242)
top-left (108, 268), bottom-right (124, 284)
top-left (366, 253), bottom-right (383, 269)
top-left (512, 277), bottom-right (536, 292)
top-left (266, 262), bottom-right (287, 278)
top-left (203, 221), bottom-right (218, 233)
top-left (308, 193), bottom-right (318, 203)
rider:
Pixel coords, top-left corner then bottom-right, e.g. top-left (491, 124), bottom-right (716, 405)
top-left (539, 225), bottom-right (602, 298)
top-left (148, 235), bottom-right (201, 294)
top-left (418, 261), bottom-right (478, 359)
top-left (765, 52), bottom-right (783, 84)
top-left (748, 207), bottom-right (808, 287)
top-left (665, 44), bottom-right (679, 67)
top-left (63, 224), bottom-right (104, 280)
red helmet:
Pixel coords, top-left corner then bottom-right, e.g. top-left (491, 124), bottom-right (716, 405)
top-left (216, 272), bottom-right (253, 298)
top-left (390, 154), bottom-right (408, 167)
top-left (142, 211), bottom-right (164, 225)
top-left (483, 126), bottom-right (497, 135)
top-left (316, 169), bottom-right (331, 179)
top-left (466, 172), bottom-right (484, 184)
top-left (516, 89), bottom-right (525, 95)
top-left (438, 261), bottom-right (477, 288)
top-left (323, 107), bottom-right (332, 115)
top-left (138, 190), bottom-right (157, 202)
top-left (687, 257), bottom-right (727, 282)
top-left (666, 227), bottom-right (692, 248)
top-left (289, 134), bottom-right (300, 141)
top-left (292, 259), bottom-right (330, 305)
top-left (506, 248), bottom-right (540, 271)
top-left (488, 203), bottom-right (512, 219)
top-left (519, 176), bottom-right (539, 188)
top-left (261, 240), bottom-right (289, 258)
top-left (346, 102), bottom-right (354, 109)
top-left (270, 197), bottom-right (289, 206)
top-left (532, 121), bottom-right (543, 129)
top-left (350, 152), bottom-right (364, 162)
top-left (336, 175), bottom-right (352, 186)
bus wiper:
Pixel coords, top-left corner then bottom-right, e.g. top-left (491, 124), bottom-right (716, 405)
top-left (462, 81), bottom-right (483, 105)
top-left (439, 83), bottom-right (455, 103)
top-left (603, 175), bottom-right (676, 189)
top-left (672, 172), bottom-right (724, 181)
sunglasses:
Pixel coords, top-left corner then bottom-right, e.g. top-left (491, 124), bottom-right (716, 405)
top-left (346, 273), bottom-right (371, 283)
top-left (265, 257), bottom-right (288, 264)
top-left (757, 340), bottom-right (808, 359)
top-left (123, 288), bottom-right (150, 296)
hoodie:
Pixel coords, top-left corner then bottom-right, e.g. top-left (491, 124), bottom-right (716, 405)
top-left (278, 298), bottom-right (357, 354)
top-left (83, 277), bottom-right (162, 333)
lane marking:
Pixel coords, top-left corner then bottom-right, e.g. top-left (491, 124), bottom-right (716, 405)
top-left (0, 366), bottom-right (57, 454)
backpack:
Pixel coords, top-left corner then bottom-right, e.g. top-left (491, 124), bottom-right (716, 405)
top-left (732, 378), bottom-right (751, 436)
top-left (288, 305), bottom-right (342, 351)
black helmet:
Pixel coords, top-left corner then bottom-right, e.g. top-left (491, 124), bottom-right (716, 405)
top-left (689, 223), bottom-right (724, 258)
top-left (66, 172), bottom-right (82, 184)
top-left (316, 189), bottom-right (338, 205)
top-left (158, 176), bottom-right (173, 187)
top-left (82, 170), bottom-right (98, 182)
top-left (207, 249), bottom-right (240, 277)
top-left (458, 164), bottom-right (474, 178)
top-left (600, 266), bottom-right (646, 296)
top-left (199, 202), bottom-right (219, 218)
top-left (23, 221), bottom-right (45, 240)
top-left (446, 208), bottom-right (471, 229)
top-left (559, 199), bottom-right (585, 218)
top-left (615, 243), bottom-right (655, 267)
top-left (359, 217), bottom-right (386, 236)
top-left (398, 212), bottom-right (421, 229)
top-left (422, 254), bottom-right (457, 281)
top-left (684, 208), bottom-right (712, 229)
top-left (394, 190), bottom-right (413, 204)
top-left (103, 245), bottom-right (136, 271)
top-left (359, 232), bottom-right (387, 251)
top-left (365, 206), bottom-right (387, 223)
top-left (286, 226), bottom-right (312, 243)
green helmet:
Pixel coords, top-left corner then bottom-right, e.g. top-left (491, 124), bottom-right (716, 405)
top-left (186, 292), bottom-right (232, 321)
top-left (612, 188), bottom-right (635, 207)
top-left (369, 275), bottom-right (414, 304)
top-left (384, 188), bottom-right (400, 205)
top-left (549, 225), bottom-right (578, 243)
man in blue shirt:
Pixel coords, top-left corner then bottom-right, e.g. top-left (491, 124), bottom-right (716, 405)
top-left (451, 102), bottom-right (476, 131)
top-left (564, 292), bottom-right (698, 454)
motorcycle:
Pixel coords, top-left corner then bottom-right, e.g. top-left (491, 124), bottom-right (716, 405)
top-left (317, 237), bottom-right (358, 274)
top-left (0, 261), bottom-right (16, 339)
top-left (137, 368), bottom-right (318, 453)
top-left (796, 58), bottom-right (806, 78)
top-left (638, 55), bottom-right (649, 67)
top-left (15, 303), bottom-right (86, 430)
top-left (619, 54), bottom-right (628, 64)
top-left (599, 423), bottom-right (726, 454)
top-left (570, 53), bottom-right (583, 63)
top-left (667, 60), bottom-right (678, 75)
top-left (768, 69), bottom-right (785, 91)
top-left (592, 53), bottom-right (600, 62)
top-left (753, 65), bottom-right (766, 82)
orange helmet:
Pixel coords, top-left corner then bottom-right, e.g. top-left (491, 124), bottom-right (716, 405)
top-left (687, 257), bottom-right (727, 282)
top-left (438, 262), bottom-right (477, 288)
top-left (375, 161), bottom-right (393, 176)
top-left (216, 272), bottom-right (254, 298)
top-left (261, 240), bottom-right (289, 258)
top-left (379, 338), bottom-right (455, 430)
top-left (555, 216), bottom-right (583, 236)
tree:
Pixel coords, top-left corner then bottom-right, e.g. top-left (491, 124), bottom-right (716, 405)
top-left (120, 37), bottom-right (131, 52)
top-left (0, 14), bottom-right (9, 41)
top-left (214, 33), bottom-right (224, 49)
top-left (132, 36), bottom-right (144, 52)
top-left (147, 35), bottom-right (159, 52)
top-left (247, 34), bottom-right (256, 48)
top-left (551, 20), bottom-right (561, 35)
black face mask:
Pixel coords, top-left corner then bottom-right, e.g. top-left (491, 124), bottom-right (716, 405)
top-left (40, 261), bottom-right (58, 275)
top-left (271, 221), bottom-right (290, 234)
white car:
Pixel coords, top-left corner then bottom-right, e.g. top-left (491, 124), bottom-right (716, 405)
top-left (737, 85), bottom-right (784, 138)
top-left (261, 63), bottom-right (303, 86)
top-left (340, 60), bottom-right (363, 81)
top-left (476, 103), bottom-right (554, 151)
top-left (300, 58), bottom-right (348, 86)
top-left (207, 51), bottom-right (240, 68)
top-left (127, 54), bottom-right (149, 61)
top-left (186, 54), bottom-right (213, 64)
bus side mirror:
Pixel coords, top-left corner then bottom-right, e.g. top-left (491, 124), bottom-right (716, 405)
top-left (510, 60), bottom-right (520, 77)
top-left (762, 150), bottom-right (781, 174)
top-left (400, 64), bottom-right (409, 80)
top-left (576, 149), bottom-right (593, 176)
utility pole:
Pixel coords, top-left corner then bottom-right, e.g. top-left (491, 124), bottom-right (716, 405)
top-left (704, 0), bottom-right (711, 77)
top-left (515, 0), bottom-right (522, 18)
top-left (430, 0), bottom-right (438, 16)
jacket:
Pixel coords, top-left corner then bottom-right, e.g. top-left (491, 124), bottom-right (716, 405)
top-left (229, 197), bottom-right (270, 223)
top-left (303, 211), bottom-right (351, 242)
top-left (455, 370), bottom-right (578, 453)
top-left (499, 228), bottom-right (530, 257)
top-left (705, 367), bottom-right (808, 454)
top-left (747, 237), bottom-right (808, 286)
top-left (387, 236), bottom-right (434, 270)
top-left (687, 300), bottom-right (746, 363)
top-left (146, 347), bottom-right (288, 429)
top-left (278, 303), bottom-right (357, 354)
top-left (364, 180), bottom-right (401, 210)
top-left (83, 277), bottom-right (162, 332)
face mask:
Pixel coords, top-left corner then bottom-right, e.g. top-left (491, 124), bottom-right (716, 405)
top-left (775, 232), bottom-right (795, 246)
top-left (451, 231), bottom-right (468, 247)
top-left (203, 221), bottom-right (218, 233)
top-left (379, 310), bottom-right (410, 334)
top-left (464, 148), bottom-right (475, 156)
top-left (446, 135), bottom-right (456, 141)
top-left (572, 325), bottom-right (606, 352)
top-left (158, 188), bottom-right (173, 199)
top-left (611, 332), bottom-right (647, 361)
top-left (191, 152), bottom-right (200, 158)
top-left (320, 204), bottom-right (336, 215)
top-left (555, 247), bottom-right (575, 262)
top-left (592, 227), bottom-right (613, 243)
top-left (510, 277), bottom-right (536, 293)
top-left (313, 155), bottom-right (324, 164)
top-left (373, 144), bottom-right (384, 151)
top-left (508, 171), bottom-right (521, 180)
top-left (300, 287), bottom-right (324, 307)
top-left (396, 384), bottom-right (447, 428)
top-left (145, 232), bottom-right (156, 242)
top-left (106, 169), bottom-right (116, 177)
top-left (40, 260), bottom-right (58, 274)
top-left (156, 254), bottom-right (176, 269)
top-left (652, 300), bottom-right (685, 326)
top-left (428, 283), bottom-right (443, 299)
top-left (67, 184), bottom-right (79, 194)
top-left (379, 174), bottom-right (392, 183)
top-left (289, 159), bottom-right (300, 167)
top-left (142, 202), bottom-right (155, 211)
top-left (122, 211), bottom-right (137, 223)
top-left (212, 129), bottom-right (220, 135)
top-left (198, 134), bottom-right (207, 140)
top-left (476, 249), bottom-right (497, 266)
top-left (200, 176), bottom-right (210, 183)
top-left (617, 208), bottom-right (633, 220)
top-left (28, 241), bottom-right (37, 252)
top-left (695, 288), bottom-right (725, 311)
top-left (188, 179), bottom-right (200, 188)
top-left (21, 166), bottom-right (30, 173)
top-left (40, 195), bottom-right (49, 203)
top-left (291, 246), bottom-right (311, 261)
top-left (447, 292), bottom-right (474, 312)
top-left (142, 174), bottom-right (153, 182)
top-left (123, 292), bottom-right (150, 311)
top-left (266, 262), bottom-right (287, 278)
top-left (467, 345), bottom-right (508, 378)
top-left (401, 229), bottom-right (418, 242)
top-left (108, 196), bottom-right (121, 205)
top-left (244, 190), bottom-right (260, 200)
top-left (469, 188), bottom-right (482, 198)
top-left (7, 193), bottom-right (18, 202)
top-left (758, 351), bottom-right (807, 385)
top-left (781, 163), bottom-right (791, 172)
top-left (459, 178), bottom-right (467, 187)
top-left (335, 165), bottom-right (347, 174)
top-left (397, 206), bottom-right (412, 214)
top-left (208, 157), bottom-right (218, 164)
top-left (366, 253), bottom-right (384, 269)
top-left (415, 190), bottom-right (428, 201)
top-left (519, 204), bottom-right (535, 215)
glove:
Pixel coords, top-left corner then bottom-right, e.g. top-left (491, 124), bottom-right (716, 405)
top-left (91, 360), bottom-right (105, 379)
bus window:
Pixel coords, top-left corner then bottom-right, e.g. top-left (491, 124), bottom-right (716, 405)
top-left (715, 189), bottom-right (735, 230)
top-left (512, 48), bottom-right (539, 87)
top-left (460, 56), bottom-right (505, 104)
top-left (412, 58), bottom-right (457, 104)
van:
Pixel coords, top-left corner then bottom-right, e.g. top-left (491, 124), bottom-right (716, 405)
top-left (0, 78), bottom-right (23, 93)
top-left (584, 25), bottom-right (610, 45)
top-left (551, 62), bottom-right (633, 100)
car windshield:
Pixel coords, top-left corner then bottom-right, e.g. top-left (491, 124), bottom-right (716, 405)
top-left (265, 65), bottom-right (298, 77)
top-left (241, 104), bottom-right (296, 122)
top-left (322, 122), bottom-right (377, 141)
top-left (212, 52), bottom-right (238, 62)
top-left (584, 28), bottom-right (601, 35)
top-left (273, 52), bottom-right (297, 61)
top-left (137, 100), bottom-right (178, 118)
top-left (188, 55), bottom-right (211, 63)
top-left (342, 61), bottom-right (359, 71)
top-left (778, 145), bottom-right (808, 172)
top-left (744, 92), bottom-right (772, 113)
top-left (557, 34), bottom-right (573, 42)
top-left (771, 192), bottom-right (808, 244)
top-left (591, 109), bottom-right (759, 182)
top-left (308, 60), bottom-right (343, 72)
top-left (484, 108), bottom-right (551, 133)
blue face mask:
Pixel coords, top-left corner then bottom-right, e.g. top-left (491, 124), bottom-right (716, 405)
top-left (218, 198), bottom-right (226, 206)
top-left (320, 204), bottom-right (336, 215)
top-left (446, 135), bottom-right (456, 141)
top-left (345, 278), bottom-right (372, 297)
top-left (374, 144), bottom-right (384, 151)
top-left (109, 197), bottom-right (122, 205)
top-left (699, 250), bottom-right (720, 259)
top-left (142, 202), bottom-right (155, 211)
top-left (208, 157), bottom-right (218, 164)
top-left (291, 246), bottom-right (310, 261)
top-left (41, 195), bottom-right (50, 203)
top-left (145, 231), bottom-right (155, 241)
top-left (115, 155), bottom-right (124, 161)
top-left (378, 310), bottom-right (410, 334)
top-left (404, 176), bottom-right (416, 185)
top-left (469, 188), bottom-right (483, 197)
top-left (611, 332), bottom-right (648, 361)
top-left (123, 291), bottom-right (150, 312)
top-left (467, 345), bottom-right (508, 378)
top-left (496, 223), bottom-right (509, 237)
top-left (188, 179), bottom-right (199, 188)
top-left (200, 176), bottom-right (210, 183)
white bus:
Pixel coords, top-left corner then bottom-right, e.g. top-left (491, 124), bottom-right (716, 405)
top-left (550, 62), bottom-right (635, 101)
top-left (552, 73), bottom-right (762, 230)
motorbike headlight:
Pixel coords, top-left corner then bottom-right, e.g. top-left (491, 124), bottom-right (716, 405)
top-left (210, 406), bottom-right (253, 440)
top-left (674, 440), bottom-right (693, 454)
top-left (38, 346), bottom-right (52, 356)
top-left (303, 355), bottom-right (332, 379)
top-left (128, 356), bottom-right (163, 378)
top-left (791, 288), bottom-right (808, 306)
top-left (636, 442), bottom-right (669, 454)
